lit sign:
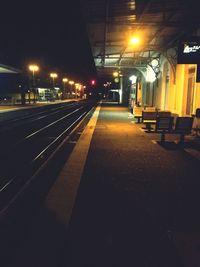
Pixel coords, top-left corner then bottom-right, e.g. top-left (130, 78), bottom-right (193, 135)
top-left (183, 45), bottom-right (200, 54)
top-left (177, 37), bottom-right (200, 64)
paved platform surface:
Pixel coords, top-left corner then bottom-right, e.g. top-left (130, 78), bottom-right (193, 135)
top-left (5, 102), bottom-right (200, 267)
top-left (60, 103), bottom-right (200, 267)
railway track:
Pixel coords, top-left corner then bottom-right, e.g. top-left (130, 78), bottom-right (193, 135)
top-left (0, 99), bottom-right (97, 213)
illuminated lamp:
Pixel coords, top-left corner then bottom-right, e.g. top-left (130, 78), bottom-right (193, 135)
top-left (129, 75), bottom-right (137, 84)
top-left (129, 36), bottom-right (140, 45)
top-left (91, 80), bottom-right (96, 85)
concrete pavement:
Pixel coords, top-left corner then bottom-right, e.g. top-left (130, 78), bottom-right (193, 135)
top-left (4, 102), bottom-right (200, 267)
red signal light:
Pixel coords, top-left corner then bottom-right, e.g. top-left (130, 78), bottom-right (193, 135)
top-left (91, 79), bottom-right (96, 85)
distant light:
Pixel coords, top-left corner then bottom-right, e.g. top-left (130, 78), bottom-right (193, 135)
top-left (29, 64), bottom-right (39, 72)
top-left (54, 87), bottom-right (60, 90)
top-left (113, 71), bottom-right (119, 77)
top-left (50, 73), bottom-right (58, 78)
top-left (62, 78), bottom-right (68, 83)
top-left (91, 80), bottom-right (96, 85)
top-left (69, 80), bottom-right (74, 85)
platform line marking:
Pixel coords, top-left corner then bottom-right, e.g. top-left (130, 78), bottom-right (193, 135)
top-left (46, 104), bottom-right (101, 227)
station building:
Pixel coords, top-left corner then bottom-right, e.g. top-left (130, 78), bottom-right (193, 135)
top-left (81, 0), bottom-right (200, 117)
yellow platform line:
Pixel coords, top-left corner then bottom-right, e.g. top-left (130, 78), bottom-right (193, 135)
top-left (46, 104), bottom-right (101, 227)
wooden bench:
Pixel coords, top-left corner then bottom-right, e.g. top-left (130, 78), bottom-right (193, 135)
top-left (145, 106), bottom-right (157, 111)
top-left (155, 116), bottom-right (174, 141)
top-left (155, 116), bottom-right (194, 143)
top-left (142, 111), bottom-right (157, 131)
top-left (133, 106), bottom-right (143, 123)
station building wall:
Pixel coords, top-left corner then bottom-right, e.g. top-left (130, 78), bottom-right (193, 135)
top-left (147, 57), bottom-right (200, 117)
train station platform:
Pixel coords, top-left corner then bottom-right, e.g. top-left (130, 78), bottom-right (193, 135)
top-left (5, 102), bottom-right (200, 267)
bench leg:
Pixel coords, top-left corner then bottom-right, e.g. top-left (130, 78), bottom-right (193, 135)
top-left (160, 132), bottom-right (165, 142)
top-left (146, 124), bottom-right (152, 132)
top-left (180, 134), bottom-right (185, 143)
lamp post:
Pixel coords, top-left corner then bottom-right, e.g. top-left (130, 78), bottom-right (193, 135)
top-left (75, 83), bottom-right (80, 99)
top-left (50, 73), bottom-right (58, 101)
top-left (50, 73), bottom-right (58, 88)
top-left (69, 80), bottom-right (74, 98)
top-left (62, 78), bottom-right (68, 99)
top-left (29, 64), bottom-right (39, 103)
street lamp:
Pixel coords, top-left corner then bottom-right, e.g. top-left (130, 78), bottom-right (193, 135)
top-left (113, 71), bottom-right (119, 77)
top-left (28, 64), bottom-right (39, 103)
top-left (62, 78), bottom-right (68, 99)
top-left (75, 83), bottom-right (80, 98)
top-left (50, 73), bottom-right (58, 88)
top-left (69, 80), bottom-right (74, 98)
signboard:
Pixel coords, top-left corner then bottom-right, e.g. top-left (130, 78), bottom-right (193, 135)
top-left (177, 37), bottom-right (200, 64)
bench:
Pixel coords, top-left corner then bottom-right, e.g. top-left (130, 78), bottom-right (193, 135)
top-left (145, 106), bottom-right (157, 111)
top-left (133, 106), bottom-right (143, 123)
top-left (192, 108), bottom-right (200, 136)
top-left (155, 116), bottom-right (194, 143)
top-left (155, 116), bottom-right (174, 141)
top-left (142, 111), bottom-right (157, 131)
top-left (157, 111), bottom-right (171, 117)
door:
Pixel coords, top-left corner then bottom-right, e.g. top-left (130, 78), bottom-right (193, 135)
top-left (186, 68), bottom-right (195, 115)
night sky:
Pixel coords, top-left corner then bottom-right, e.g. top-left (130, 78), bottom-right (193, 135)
top-left (0, 1), bottom-right (96, 83)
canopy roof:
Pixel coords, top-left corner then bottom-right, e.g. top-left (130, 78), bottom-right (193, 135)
top-left (0, 64), bottom-right (21, 74)
top-left (81, 0), bottom-right (200, 78)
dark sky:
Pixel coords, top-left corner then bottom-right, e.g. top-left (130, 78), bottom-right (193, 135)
top-left (0, 1), bottom-right (96, 82)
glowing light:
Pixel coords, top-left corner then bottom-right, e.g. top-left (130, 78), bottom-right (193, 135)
top-left (113, 71), bottom-right (119, 77)
top-left (129, 36), bottom-right (140, 45)
top-left (29, 64), bottom-right (39, 72)
top-left (151, 59), bottom-right (159, 67)
top-left (91, 80), bottom-right (96, 85)
top-left (129, 75), bottom-right (137, 84)
top-left (62, 78), bottom-right (68, 83)
top-left (50, 73), bottom-right (58, 78)
top-left (69, 80), bottom-right (74, 85)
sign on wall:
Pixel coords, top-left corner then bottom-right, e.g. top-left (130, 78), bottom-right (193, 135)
top-left (177, 37), bottom-right (200, 64)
